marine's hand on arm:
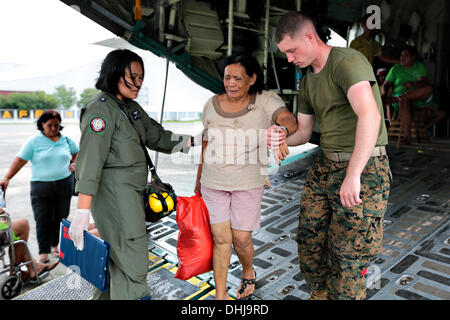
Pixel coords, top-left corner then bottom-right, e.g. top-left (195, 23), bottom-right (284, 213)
top-left (0, 157), bottom-right (28, 191)
top-left (265, 125), bottom-right (286, 149)
top-left (265, 113), bottom-right (314, 166)
top-left (273, 110), bottom-right (298, 164)
top-left (265, 125), bottom-right (287, 166)
top-left (341, 81), bottom-right (381, 208)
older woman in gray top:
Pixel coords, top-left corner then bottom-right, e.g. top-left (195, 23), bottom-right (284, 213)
top-left (195, 53), bottom-right (297, 300)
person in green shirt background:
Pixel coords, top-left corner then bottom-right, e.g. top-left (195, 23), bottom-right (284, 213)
top-left (382, 45), bottom-right (442, 144)
top-left (68, 49), bottom-right (194, 300)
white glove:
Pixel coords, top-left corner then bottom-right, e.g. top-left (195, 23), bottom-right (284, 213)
top-left (69, 209), bottom-right (91, 251)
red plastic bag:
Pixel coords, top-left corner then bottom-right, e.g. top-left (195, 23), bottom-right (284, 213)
top-left (175, 193), bottom-right (213, 280)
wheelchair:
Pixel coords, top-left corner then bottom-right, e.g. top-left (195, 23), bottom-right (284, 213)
top-left (0, 211), bottom-right (46, 299)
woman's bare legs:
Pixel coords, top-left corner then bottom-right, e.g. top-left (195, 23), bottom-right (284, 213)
top-left (211, 221), bottom-right (233, 300)
top-left (232, 229), bottom-right (256, 299)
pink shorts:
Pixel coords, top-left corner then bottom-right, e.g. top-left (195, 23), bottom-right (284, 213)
top-left (201, 185), bottom-right (265, 231)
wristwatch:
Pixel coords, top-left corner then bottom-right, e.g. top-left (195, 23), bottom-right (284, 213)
top-left (279, 126), bottom-right (289, 136)
top-left (190, 136), bottom-right (195, 147)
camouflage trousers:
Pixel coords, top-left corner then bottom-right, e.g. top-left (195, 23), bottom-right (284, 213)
top-left (297, 152), bottom-right (392, 300)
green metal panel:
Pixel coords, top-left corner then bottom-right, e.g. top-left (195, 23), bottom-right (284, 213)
top-left (130, 21), bottom-right (224, 95)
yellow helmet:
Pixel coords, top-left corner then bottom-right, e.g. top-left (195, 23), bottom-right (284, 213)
top-left (148, 192), bottom-right (175, 213)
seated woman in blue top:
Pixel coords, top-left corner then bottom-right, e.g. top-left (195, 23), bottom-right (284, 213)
top-left (0, 110), bottom-right (79, 263)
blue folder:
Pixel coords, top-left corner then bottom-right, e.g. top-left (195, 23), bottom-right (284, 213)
top-left (59, 219), bottom-right (111, 292)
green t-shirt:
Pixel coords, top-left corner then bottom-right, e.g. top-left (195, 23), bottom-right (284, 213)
top-left (385, 61), bottom-right (428, 96)
top-left (299, 47), bottom-right (388, 153)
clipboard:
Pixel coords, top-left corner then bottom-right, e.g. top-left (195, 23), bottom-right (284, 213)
top-left (59, 219), bottom-right (110, 292)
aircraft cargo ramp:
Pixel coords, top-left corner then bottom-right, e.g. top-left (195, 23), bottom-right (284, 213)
top-left (14, 144), bottom-right (450, 300)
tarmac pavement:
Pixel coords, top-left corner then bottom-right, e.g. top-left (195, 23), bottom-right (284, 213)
top-left (0, 121), bottom-right (203, 298)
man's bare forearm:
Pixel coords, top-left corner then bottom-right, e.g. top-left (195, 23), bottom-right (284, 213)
top-left (286, 114), bottom-right (315, 147)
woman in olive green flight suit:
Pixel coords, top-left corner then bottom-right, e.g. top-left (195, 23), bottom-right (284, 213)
top-left (68, 49), bottom-right (193, 300)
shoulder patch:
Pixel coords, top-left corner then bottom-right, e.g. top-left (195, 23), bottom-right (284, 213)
top-left (88, 116), bottom-right (107, 135)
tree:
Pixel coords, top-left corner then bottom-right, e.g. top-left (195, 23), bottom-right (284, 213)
top-left (0, 95), bottom-right (6, 108)
top-left (3, 91), bottom-right (58, 110)
top-left (53, 85), bottom-right (77, 109)
top-left (3, 92), bottom-right (35, 109)
top-left (32, 91), bottom-right (59, 110)
top-left (77, 88), bottom-right (100, 108)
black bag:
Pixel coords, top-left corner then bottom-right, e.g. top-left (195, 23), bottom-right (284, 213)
top-left (143, 171), bottom-right (177, 223)
top-left (118, 106), bottom-right (177, 223)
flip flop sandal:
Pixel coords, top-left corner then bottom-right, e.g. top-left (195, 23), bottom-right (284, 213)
top-left (46, 261), bottom-right (60, 272)
top-left (28, 261), bottom-right (59, 283)
top-left (238, 269), bottom-right (256, 299)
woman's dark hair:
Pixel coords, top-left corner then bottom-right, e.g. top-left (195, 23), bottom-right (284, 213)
top-left (222, 53), bottom-right (264, 95)
top-left (37, 110), bottom-right (63, 132)
top-left (95, 49), bottom-right (145, 96)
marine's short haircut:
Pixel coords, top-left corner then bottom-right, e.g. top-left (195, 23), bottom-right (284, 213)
top-left (222, 53), bottom-right (264, 95)
top-left (36, 110), bottom-right (64, 132)
top-left (274, 11), bottom-right (314, 44)
top-left (95, 49), bottom-right (145, 96)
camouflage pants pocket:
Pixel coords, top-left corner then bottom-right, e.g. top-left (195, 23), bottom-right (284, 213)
top-left (327, 212), bottom-right (383, 300)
